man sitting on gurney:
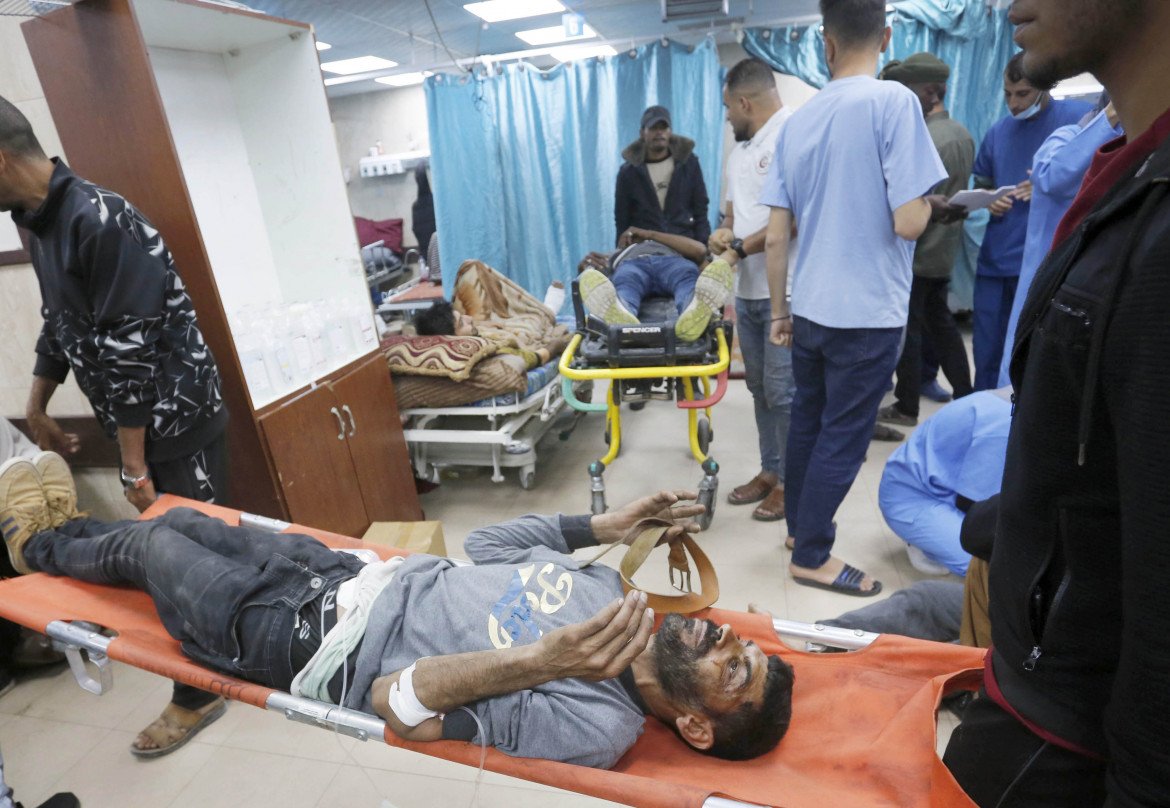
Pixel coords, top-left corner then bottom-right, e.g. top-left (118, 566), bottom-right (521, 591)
top-left (577, 226), bottom-right (736, 341)
top-left (0, 461), bottom-right (793, 769)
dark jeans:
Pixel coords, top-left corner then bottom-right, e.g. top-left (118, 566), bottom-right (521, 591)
top-left (819, 580), bottom-right (964, 642)
top-left (612, 254), bottom-right (699, 318)
top-left (785, 317), bottom-right (902, 569)
top-left (894, 276), bottom-right (972, 417)
top-left (140, 427), bottom-right (230, 710)
top-left (24, 508), bottom-right (362, 691)
top-left (972, 275), bottom-right (1019, 391)
top-left (944, 690), bottom-right (1107, 807)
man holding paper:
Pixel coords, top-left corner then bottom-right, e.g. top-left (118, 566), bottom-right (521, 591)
top-left (969, 53), bottom-right (1092, 389)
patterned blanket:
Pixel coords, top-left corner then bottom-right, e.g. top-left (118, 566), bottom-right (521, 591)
top-left (452, 260), bottom-right (570, 365)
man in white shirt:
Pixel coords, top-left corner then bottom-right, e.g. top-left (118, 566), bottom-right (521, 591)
top-left (761, 0), bottom-right (953, 597)
top-left (709, 59), bottom-right (795, 523)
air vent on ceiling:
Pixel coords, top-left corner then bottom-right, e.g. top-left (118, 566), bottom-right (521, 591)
top-left (661, 0), bottom-right (729, 23)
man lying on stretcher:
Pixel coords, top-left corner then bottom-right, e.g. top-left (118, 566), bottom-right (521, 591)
top-left (0, 459), bottom-right (793, 769)
top-left (576, 226), bottom-right (738, 342)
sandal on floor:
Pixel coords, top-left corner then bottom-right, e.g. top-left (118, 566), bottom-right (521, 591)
top-left (752, 487), bottom-right (785, 521)
top-left (727, 473), bottom-right (776, 505)
top-left (130, 697), bottom-right (227, 759)
top-left (872, 424), bottom-right (906, 442)
top-left (792, 564), bottom-right (883, 598)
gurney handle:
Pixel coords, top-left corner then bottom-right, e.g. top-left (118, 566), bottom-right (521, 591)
top-left (265, 691), bottom-right (387, 743)
top-left (771, 618), bottom-right (878, 650)
top-left (46, 620), bottom-right (113, 696)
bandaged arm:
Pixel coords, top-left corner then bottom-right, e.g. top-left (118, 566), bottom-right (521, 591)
top-left (369, 589), bottom-right (653, 742)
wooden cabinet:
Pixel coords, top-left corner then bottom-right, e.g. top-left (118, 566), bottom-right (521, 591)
top-left (21, 0), bottom-right (422, 533)
top-left (261, 356), bottom-right (421, 534)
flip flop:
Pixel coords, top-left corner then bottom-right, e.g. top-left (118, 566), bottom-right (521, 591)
top-left (872, 424), bottom-right (905, 442)
top-left (792, 564), bottom-right (882, 598)
top-left (130, 697), bottom-right (227, 759)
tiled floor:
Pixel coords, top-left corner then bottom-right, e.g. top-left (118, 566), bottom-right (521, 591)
top-left (1, 372), bottom-right (964, 808)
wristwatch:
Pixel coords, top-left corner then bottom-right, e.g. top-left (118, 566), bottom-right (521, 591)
top-left (729, 238), bottom-right (748, 259)
top-left (120, 468), bottom-right (151, 490)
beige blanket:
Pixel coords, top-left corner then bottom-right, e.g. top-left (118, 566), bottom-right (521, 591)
top-left (452, 260), bottom-right (570, 365)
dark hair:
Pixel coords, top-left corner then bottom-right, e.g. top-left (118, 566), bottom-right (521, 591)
top-left (725, 58), bottom-right (776, 95)
top-left (0, 95), bottom-right (46, 159)
top-left (415, 299), bottom-right (456, 336)
top-left (1005, 52), bottom-right (1056, 91)
top-left (700, 655), bottom-right (795, 760)
top-left (819, 0), bottom-right (886, 49)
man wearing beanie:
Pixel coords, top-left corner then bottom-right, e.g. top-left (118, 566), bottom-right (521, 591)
top-left (877, 53), bottom-right (976, 429)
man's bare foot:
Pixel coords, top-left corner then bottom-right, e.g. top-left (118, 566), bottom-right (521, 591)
top-left (130, 697), bottom-right (226, 759)
top-left (747, 602), bottom-right (775, 617)
top-left (790, 557), bottom-right (879, 593)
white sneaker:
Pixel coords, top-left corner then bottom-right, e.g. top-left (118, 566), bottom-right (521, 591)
top-left (906, 544), bottom-right (950, 576)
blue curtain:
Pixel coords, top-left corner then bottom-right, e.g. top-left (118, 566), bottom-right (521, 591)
top-left (740, 0), bottom-right (1018, 309)
top-left (425, 39), bottom-right (726, 296)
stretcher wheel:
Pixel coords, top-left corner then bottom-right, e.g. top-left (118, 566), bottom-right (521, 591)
top-left (520, 467), bottom-right (536, 490)
top-left (696, 417), bottom-right (712, 456)
top-left (696, 489), bottom-right (716, 530)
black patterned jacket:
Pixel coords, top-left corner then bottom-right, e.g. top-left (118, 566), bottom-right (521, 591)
top-left (12, 160), bottom-right (226, 462)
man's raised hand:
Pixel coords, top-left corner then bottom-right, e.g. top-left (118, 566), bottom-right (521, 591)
top-left (533, 590), bottom-right (653, 682)
top-left (592, 490), bottom-right (704, 545)
top-left (708, 228), bottom-right (734, 254)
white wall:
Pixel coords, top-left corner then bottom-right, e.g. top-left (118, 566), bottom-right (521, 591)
top-left (329, 85), bottom-right (430, 249)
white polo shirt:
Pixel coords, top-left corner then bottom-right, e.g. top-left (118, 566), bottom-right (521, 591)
top-left (724, 106), bottom-right (794, 300)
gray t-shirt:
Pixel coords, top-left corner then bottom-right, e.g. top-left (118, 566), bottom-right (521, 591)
top-left (646, 155), bottom-right (675, 209)
top-left (347, 514), bottom-right (645, 769)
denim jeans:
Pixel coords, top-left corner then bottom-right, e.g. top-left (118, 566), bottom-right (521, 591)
top-left (612, 254), bottom-right (699, 318)
top-left (785, 317), bottom-right (902, 569)
top-left (972, 274), bottom-right (1018, 391)
top-left (735, 297), bottom-right (795, 478)
top-left (25, 508), bottom-right (362, 690)
top-left (819, 579), bottom-right (964, 642)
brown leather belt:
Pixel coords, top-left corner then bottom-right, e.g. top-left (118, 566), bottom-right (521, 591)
top-left (580, 517), bottom-right (719, 613)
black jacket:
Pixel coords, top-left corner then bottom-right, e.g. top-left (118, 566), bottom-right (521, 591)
top-left (614, 135), bottom-right (710, 246)
top-left (990, 130), bottom-right (1170, 808)
top-left (12, 161), bottom-right (226, 462)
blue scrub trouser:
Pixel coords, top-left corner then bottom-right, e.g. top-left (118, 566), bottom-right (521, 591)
top-left (972, 275), bottom-right (1018, 391)
top-left (785, 317), bottom-right (902, 569)
top-left (877, 477), bottom-right (972, 578)
top-left (612, 255), bottom-right (699, 319)
top-left (735, 297), bottom-right (795, 479)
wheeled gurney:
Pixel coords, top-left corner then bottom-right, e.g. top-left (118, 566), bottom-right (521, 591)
top-left (0, 496), bottom-right (984, 808)
top-left (560, 284), bottom-right (732, 528)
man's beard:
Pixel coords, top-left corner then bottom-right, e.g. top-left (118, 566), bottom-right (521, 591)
top-left (1019, 0), bottom-right (1144, 89)
top-left (732, 122), bottom-right (749, 143)
top-left (653, 613), bottom-right (720, 707)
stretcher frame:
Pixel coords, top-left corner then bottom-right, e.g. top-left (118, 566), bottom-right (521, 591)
top-left (401, 368), bottom-right (580, 489)
top-left (1, 497), bottom-right (983, 808)
top-left (559, 326), bottom-right (731, 528)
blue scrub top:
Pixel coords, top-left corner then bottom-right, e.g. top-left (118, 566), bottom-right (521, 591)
top-left (880, 391), bottom-right (1013, 524)
top-left (997, 110), bottom-right (1124, 386)
top-left (973, 98), bottom-right (1094, 278)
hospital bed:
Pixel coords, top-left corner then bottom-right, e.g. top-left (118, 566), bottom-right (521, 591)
top-left (0, 496), bottom-right (984, 808)
top-left (560, 283), bottom-right (732, 528)
top-left (401, 358), bottom-right (584, 489)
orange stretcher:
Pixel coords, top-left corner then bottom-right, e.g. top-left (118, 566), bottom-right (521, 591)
top-left (0, 495), bottom-right (984, 808)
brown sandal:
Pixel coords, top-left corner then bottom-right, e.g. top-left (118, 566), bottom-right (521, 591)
top-left (130, 697), bottom-right (227, 759)
top-left (727, 472), bottom-right (777, 505)
top-left (752, 486), bottom-right (786, 521)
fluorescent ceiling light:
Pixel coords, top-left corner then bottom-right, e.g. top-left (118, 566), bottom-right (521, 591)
top-left (315, 41), bottom-right (332, 51)
top-left (324, 75), bottom-right (374, 86)
top-left (464, 0), bottom-right (565, 23)
top-left (548, 43), bottom-right (617, 62)
top-left (321, 55), bottom-right (398, 75)
top-left (375, 71), bottom-right (434, 87)
top-left (515, 23), bottom-right (596, 45)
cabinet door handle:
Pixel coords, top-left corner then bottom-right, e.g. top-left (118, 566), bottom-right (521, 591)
top-left (330, 407), bottom-right (345, 440)
top-left (342, 405), bottom-right (356, 436)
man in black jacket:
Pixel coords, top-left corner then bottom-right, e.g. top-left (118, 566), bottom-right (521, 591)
top-left (941, 2), bottom-right (1170, 807)
top-left (0, 95), bottom-right (228, 759)
top-left (614, 105), bottom-right (711, 247)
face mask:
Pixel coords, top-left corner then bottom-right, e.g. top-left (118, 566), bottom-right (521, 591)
top-left (1013, 94), bottom-right (1047, 121)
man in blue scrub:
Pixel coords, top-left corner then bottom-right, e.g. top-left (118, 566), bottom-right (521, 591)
top-left (878, 390), bottom-right (1011, 577)
top-left (761, 0), bottom-right (951, 597)
top-left (971, 53), bottom-right (1092, 390)
top-left (996, 99), bottom-right (1123, 387)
